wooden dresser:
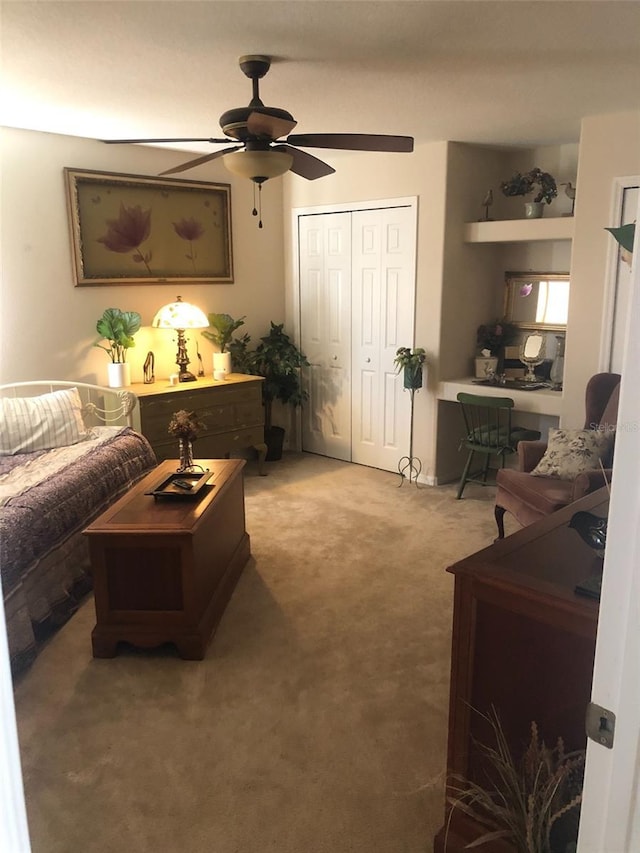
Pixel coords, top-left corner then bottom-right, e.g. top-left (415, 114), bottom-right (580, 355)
top-left (131, 374), bottom-right (267, 473)
top-left (433, 488), bottom-right (606, 853)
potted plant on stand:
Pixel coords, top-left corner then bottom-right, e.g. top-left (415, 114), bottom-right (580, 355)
top-left (393, 347), bottom-right (427, 486)
top-left (94, 307), bottom-right (142, 388)
top-left (231, 323), bottom-right (310, 461)
top-left (501, 167), bottom-right (558, 219)
top-left (201, 313), bottom-right (246, 379)
top-left (393, 346), bottom-right (426, 389)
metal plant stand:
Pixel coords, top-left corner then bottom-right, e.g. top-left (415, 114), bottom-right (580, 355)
top-left (398, 386), bottom-right (422, 487)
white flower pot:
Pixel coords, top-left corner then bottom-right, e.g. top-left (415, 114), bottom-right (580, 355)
top-left (524, 202), bottom-right (545, 219)
top-left (213, 351), bottom-right (232, 381)
top-left (107, 362), bottom-right (131, 388)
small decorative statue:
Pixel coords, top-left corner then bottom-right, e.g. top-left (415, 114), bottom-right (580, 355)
top-left (479, 189), bottom-right (493, 222)
top-left (561, 181), bottom-right (576, 216)
top-left (195, 342), bottom-right (205, 377)
top-left (143, 351), bottom-right (155, 384)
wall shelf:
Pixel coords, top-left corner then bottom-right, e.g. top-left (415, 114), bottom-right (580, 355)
top-left (464, 217), bottom-right (574, 244)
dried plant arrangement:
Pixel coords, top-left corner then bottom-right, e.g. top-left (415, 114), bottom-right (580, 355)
top-left (447, 707), bottom-right (585, 853)
top-left (167, 410), bottom-right (205, 441)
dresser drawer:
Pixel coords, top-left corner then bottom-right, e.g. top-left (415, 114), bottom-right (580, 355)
top-left (200, 426), bottom-right (265, 457)
top-left (152, 427), bottom-right (265, 463)
top-left (133, 376), bottom-right (266, 471)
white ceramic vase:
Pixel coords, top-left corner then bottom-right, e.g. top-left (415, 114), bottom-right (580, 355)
top-left (107, 362), bottom-right (131, 388)
top-left (213, 351), bottom-right (232, 381)
top-left (524, 201), bottom-right (545, 219)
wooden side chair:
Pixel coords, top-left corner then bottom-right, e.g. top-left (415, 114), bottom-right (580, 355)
top-left (455, 393), bottom-right (542, 499)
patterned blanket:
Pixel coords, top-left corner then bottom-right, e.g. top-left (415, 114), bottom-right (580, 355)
top-left (1, 426), bottom-right (156, 675)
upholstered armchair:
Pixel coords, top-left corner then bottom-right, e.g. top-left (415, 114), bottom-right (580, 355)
top-left (494, 372), bottom-right (621, 539)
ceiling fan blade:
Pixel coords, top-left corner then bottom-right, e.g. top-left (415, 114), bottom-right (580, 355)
top-left (159, 146), bottom-right (242, 177)
top-left (286, 133), bottom-right (414, 153)
top-left (274, 145), bottom-right (335, 181)
top-left (247, 112), bottom-right (297, 140)
top-left (101, 137), bottom-right (231, 145)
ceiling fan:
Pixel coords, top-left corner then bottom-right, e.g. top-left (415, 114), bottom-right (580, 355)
top-left (102, 55), bottom-right (414, 225)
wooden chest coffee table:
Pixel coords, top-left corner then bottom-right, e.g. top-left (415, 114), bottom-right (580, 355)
top-left (84, 459), bottom-right (250, 660)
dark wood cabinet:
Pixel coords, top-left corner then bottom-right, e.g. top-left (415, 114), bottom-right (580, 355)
top-left (434, 489), bottom-right (606, 853)
top-left (132, 374), bottom-right (267, 473)
top-left (85, 459), bottom-right (250, 660)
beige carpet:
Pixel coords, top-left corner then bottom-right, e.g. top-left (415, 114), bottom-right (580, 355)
top-left (13, 453), bottom-right (517, 853)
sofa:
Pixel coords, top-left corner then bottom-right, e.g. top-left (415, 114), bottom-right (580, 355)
top-left (0, 381), bottom-right (157, 675)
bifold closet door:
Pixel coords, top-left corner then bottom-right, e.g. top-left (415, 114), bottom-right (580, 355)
top-left (299, 212), bottom-right (352, 462)
top-left (351, 207), bottom-right (416, 472)
top-left (299, 205), bottom-right (416, 473)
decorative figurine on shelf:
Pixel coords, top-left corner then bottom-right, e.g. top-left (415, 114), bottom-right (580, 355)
top-left (560, 181), bottom-right (576, 217)
top-left (143, 351), bottom-right (155, 384)
top-left (195, 342), bottom-right (205, 377)
top-left (479, 189), bottom-right (493, 222)
top-left (549, 335), bottom-right (565, 390)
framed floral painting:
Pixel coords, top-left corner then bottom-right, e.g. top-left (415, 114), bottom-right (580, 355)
top-left (64, 168), bottom-right (233, 285)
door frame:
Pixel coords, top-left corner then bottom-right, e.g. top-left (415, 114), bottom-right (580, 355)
top-left (599, 175), bottom-right (639, 371)
top-left (290, 196), bottom-right (418, 452)
top-left (577, 195), bottom-right (640, 852)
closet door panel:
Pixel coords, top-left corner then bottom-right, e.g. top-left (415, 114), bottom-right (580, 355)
top-left (352, 207), bottom-right (416, 471)
top-left (300, 213), bottom-right (352, 461)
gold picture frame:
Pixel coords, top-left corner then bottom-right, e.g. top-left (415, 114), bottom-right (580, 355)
top-left (65, 168), bottom-right (233, 285)
top-left (504, 271), bottom-right (570, 331)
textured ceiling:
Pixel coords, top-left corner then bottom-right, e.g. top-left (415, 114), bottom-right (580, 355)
top-left (2, 0), bottom-right (640, 157)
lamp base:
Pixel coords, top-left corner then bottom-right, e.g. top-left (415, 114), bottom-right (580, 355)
top-left (179, 370), bottom-right (198, 382)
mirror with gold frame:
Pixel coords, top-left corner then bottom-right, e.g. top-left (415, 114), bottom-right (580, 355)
top-left (504, 272), bottom-right (570, 331)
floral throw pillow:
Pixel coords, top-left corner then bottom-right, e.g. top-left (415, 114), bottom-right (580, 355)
top-left (531, 428), bottom-right (615, 479)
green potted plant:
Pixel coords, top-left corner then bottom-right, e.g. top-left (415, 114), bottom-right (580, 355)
top-left (94, 307), bottom-right (142, 388)
top-left (201, 313), bottom-right (246, 379)
top-left (476, 319), bottom-right (518, 378)
top-left (501, 168), bottom-right (558, 219)
top-left (230, 323), bottom-right (310, 461)
top-left (393, 346), bottom-right (426, 389)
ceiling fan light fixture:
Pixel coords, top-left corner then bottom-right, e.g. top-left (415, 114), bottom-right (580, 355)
top-left (223, 149), bottom-right (293, 183)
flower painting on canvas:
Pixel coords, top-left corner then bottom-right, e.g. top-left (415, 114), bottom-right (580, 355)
top-left (65, 168), bottom-right (233, 285)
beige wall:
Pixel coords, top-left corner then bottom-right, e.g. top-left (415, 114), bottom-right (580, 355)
top-left (563, 111), bottom-right (640, 424)
top-left (0, 127), bottom-right (286, 385)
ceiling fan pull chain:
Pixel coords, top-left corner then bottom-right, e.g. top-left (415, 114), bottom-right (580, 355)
top-left (258, 183), bottom-right (263, 229)
top-left (252, 182), bottom-right (258, 218)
